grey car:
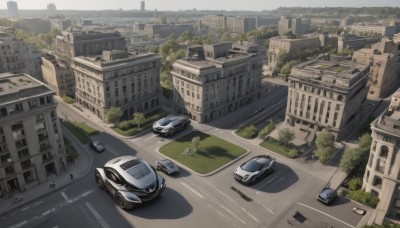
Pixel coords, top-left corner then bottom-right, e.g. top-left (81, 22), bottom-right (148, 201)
top-left (234, 155), bottom-right (276, 185)
top-left (95, 155), bottom-right (166, 210)
top-left (153, 115), bottom-right (191, 137)
top-left (90, 140), bottom-right (105, 152)
top-left (156, 159), bottom-right (180, 175)
top-left (317, 188), bottom-right (337, 205)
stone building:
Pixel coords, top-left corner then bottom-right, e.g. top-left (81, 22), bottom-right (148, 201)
top-left (171, 42), bottom-right (263, 123)
top-left (278, 16), bottom-right (310, 36)
top-left (338, 33), bottom-right (382, 53)
top-left (201, 15), bottom-right (256, 33)
top-left (351, 23), bottom-right (395, 38)
top-left (363, 89), bottom-right (400, 224)
top-left (0, 32), bottom-right (42, 80)
top-left (352, 37), bottom-right (400, 99)
top-left (55, 31), bottom-right (127, 64)
top-left (41, 54), bottom-right (75, 97)
top-left (285, 58), bottom-right (369, 141)
top-left (0, 73), bottom-right (66, 194)
top-left (6, 1), bottom-right (18, 17)
top-left (72, 50), bottom-right (162, 120)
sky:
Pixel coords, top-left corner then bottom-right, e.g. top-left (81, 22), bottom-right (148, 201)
top-left (6, 0), bottom-right (400, 11)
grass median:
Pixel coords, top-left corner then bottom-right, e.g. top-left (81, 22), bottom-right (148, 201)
top-left (260, 138), bottom-right (292, 158)
top-left (62, 121), bottom-right (99, 144)
top-left (160, 131), bottom-right (246, 174)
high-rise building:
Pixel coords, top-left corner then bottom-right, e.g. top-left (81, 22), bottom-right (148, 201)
top-left (140, 1), bottom-right (145, 11)
top-left (171, 42), bottom-right (263, 123)
top-left (41, 54), bottom-right (75, 97)
top-left (201, 15), bottom-right (256, 33)
top-left (0, 73), bottom-right (66, 193)
top-left (47, 3), bottom-right (57, 12)
top-left (285, 58), bottom-right (369, 141)
top-left (363, 89), bottom-right (400, 224)
top-left (278, 16), bottom-right (310, 36)
top-left (72, 50), bottom-right (162, 120)
top-left (6, 1), bottom-right (18, 17)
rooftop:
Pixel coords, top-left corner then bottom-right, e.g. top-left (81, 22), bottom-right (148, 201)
top-left (374, 89), bottom-right (400, 136)
top-left (0, 73), bottom-right (38, 94)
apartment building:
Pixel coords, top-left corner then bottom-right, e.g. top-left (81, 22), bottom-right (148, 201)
top-left (72, 50), bottom-right (162, 120)
top-left (171, 42), bottom-right (263, 123)
top-left (338, 33), bottom-right (382, 53)
top-left (351, 23), bottom-right (395, 38)
top-left (352, 37), bottom-right (400, 99)
top-left (41, 54), bottom-right (75, 97)
top-left (0, 32), bottom-right (42, 80)
top-left (285, 58), bottom-right (369, 141)
top-left (278, 16), bottom-right (310, 36)
top-left (363, 89), bottom-right (400, 224)
top-left (201, 15), bottom-right (256, 33)
top-left (55, 30), bottom-right (127, 64)
top-left (0, 73), bottom-right (66, 194)
top-left (6, 1), bottom-right (18, 17)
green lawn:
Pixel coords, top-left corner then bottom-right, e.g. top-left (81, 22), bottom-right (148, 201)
top-left (160, 131), bottom-right (246, 174)
top-left (260, 138), bottom-right (292, 158)
top-left (62, 121), bottom-right (99, 144)
top-left (113, 110), bottom-right (166, 137)
top-left (64, 136), bottom-right (79, 162)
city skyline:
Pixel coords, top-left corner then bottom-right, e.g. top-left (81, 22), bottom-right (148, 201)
top-left (5, 0), bottom-right (400, 11)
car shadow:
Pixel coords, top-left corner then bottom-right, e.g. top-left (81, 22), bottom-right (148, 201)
top-left (249, 162), bottom-right (299, 193)
top-left (329, 196), bottom-right (351, 207)
top-left (128, 187), bottom-right (193, 219)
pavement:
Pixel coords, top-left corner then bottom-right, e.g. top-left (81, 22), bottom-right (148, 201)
top-left (0, 125), bottom-right (92, 215)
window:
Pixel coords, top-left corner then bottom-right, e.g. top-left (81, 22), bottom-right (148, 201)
top-left (380, 145), bottom-right (389, 158)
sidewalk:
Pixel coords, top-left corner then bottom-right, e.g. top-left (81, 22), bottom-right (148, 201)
top-left (0, 127), bottom-right (92, 215)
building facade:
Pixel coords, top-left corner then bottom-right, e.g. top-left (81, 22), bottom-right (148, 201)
top-left (285, 58), bottom-right (369, 141)
top-left (338, 33), bottom-right (382, 53)
top-left (363, 89), bottom-right (400, 224)
top-left (0, 32), bottom-right (42, 80)
top-left (41, 54), bottom-right (75, 97)
top-left (278, 16), bottom-right (310, 36)
top-left (171, 42), bottom-right (263, 123)
top-left (6, 1), bottom-right (18, 17)
top-left (47, 3), bottom-right (56, 12)
top-left (72, 50), bottom-right (162, 120)
top-left (351, 23), bottom-right (395, 38)
top-left (140, 24), bottom-right (195, 38)
top-left (352, 37), bottom-right (400, 99)
top-left (0, 73), bottom-right (66, 194)
top-left (201, 15), bottom-right (256, 33)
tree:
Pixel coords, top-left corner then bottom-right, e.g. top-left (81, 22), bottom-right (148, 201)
top-left (315, 130), bottom-right (335, 164)
top-left (191, 136), bottom-right (201, 154)
top-left (340, 134), bottom-right (372, 173)
top-left (258, 121), bottom-right (276, 139)
top-left (358, 134), bottom-right (372, 149)
top-left (106, 107), bottom-right (123, 125)
top-left (278, 128), bottom-right (294, 146)
top-left (132, 112), bottom-right (145, 129)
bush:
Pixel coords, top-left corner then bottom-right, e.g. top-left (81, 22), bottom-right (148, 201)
top-left (348, 178), bottom-right (363, 191)
top-left (340, 188), bottom-right (349, 197)
top-left (236, 125), bottom-right (259, 139)
top-left (288, 149), bottom-right (300, 158)
top-left (118, 120), bottom-right (132, 131)
top-left (62, 95), bottom-right (75, 104)
top-left (258, 121), bottom-right (276, 139)
top-left (348, 189), bottom-right (380, 208)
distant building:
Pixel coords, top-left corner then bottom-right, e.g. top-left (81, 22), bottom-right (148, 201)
top-left (285, 58), bottom-right (369, 141)
top-left (49, 19), bottom-right (72, 31)
top-left (171, 41), bottom-right (263, 123)
top-left (363, 89), bottom-right (400, 224)
top-left (15, 19), bottom-right (51, 34)
top-left (351, 23), bottom-right (395, 38)
top-left (352, 37), bottom-right (400, 99)
top-left (140, 1), bottom-right (145, 11)
top-left (47, 3), bottom-right (56, 12)
top-left (55, 31), bottom-right (127, 64)
top-left (6, 1), bottom-right (18, 17)
top-left (0, 73), bottom-right (66, 193)
top-left (0, 32), bottom-right (42, 80)
top-left (278, 16), bottom-right (310, 36)
top-left (338, 33), bottom-right (381, 53)
top-left (135, 23), bottom-right (195, 38)
top-left (72, 50), bottom-right (162, 120)
top-left (41, 54), bottom-right (75, 97)
top-left (201, 15), bottom-right (256, 33)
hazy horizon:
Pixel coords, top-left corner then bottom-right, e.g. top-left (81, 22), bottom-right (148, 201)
top-left (5, 0), bottom-right (400, 11)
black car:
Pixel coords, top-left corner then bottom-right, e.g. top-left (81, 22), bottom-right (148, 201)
top-left (317, 188), bottom-right (337, 205)
top-left (233, 155), bottom-right (276, 185)
top-left (90, 140), bottom-right (105, 152)
top-left (152, 115), bottom-right (191, 137)
top-left (155, 159), bottom-right (179, 175)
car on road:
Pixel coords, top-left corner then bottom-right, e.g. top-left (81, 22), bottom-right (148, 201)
top-left (153, 115), bottom-right (191, 137)
top-left (317, 188), bottom-right (337, 205)
top-left (233, 155), bottom-right (276, 185)
top-left (89, 140), bottom-right (105, 152)
top-left (155, 159), bottom-right (180, 175)
top-left (95, 155), bottom-right (166, 210)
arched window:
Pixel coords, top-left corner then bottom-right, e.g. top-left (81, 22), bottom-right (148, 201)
top-left (380, 145), bottom-right (389, 158)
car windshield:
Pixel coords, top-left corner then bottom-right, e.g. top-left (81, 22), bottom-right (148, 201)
top-left (241, 159), bottom-right (263, 172)
top-left (158, 118), bottom-right (172, 126)
top-left (93, 141), bottom-right (102, 147)
top-left (127, 163), bottom-right (151, 180)
top-left (163, 160), bottom-right (174, 167)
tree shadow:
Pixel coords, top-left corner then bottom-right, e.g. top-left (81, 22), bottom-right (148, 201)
top-left (195, 146), bottom-right (238, 160)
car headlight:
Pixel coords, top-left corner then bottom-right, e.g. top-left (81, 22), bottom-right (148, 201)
top-left (243, 175), bottom-right (250, 180)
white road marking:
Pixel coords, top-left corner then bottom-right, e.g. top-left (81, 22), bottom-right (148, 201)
top-left (8, 220), bottom-right (27, 228)
top-left (241, 207), bottom-right (260, 224)
top-left (61, 192), bottom-right (69, 202)
top-left (256, 175), bottom-right (278, 193)
top-left (145, 134), bottom-right (158, 140)
top-left (181, 182), bottom-right (204, 199)
top-left (33, 201), bottom-right (43, 206)
top-left (65, 190), bottom-right (95, 204)
top-left (107, 148), bottom-right (118, 155)
top-left (254, 198), bottom-right (275, 215)
top-left (297, 202), bottom-right (356, 228)
top-left (21, 206), bottom-right (30, 211)
top-left (42, 208), bottom-right (56, 216)
top-left (86, 202), bottom-right (110, 228)
top-left (213, 186), bottom-right (236, 204)
top-left (220, 204), bottom-right (246, 225)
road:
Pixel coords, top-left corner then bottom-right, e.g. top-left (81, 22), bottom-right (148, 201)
top-left (2, 85), bottom-right (367, 228)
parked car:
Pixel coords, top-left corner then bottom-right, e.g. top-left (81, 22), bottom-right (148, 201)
top-left (233, 155), bottom-right (276, 185)
top-left (95, 155), bottom-right (166, 210)
top-left (153, 115), bottom-right (191, 137)
top-left (90, 140), bottom-right (105, 152)
top-left (155, 159), bottom-right (179, 175)
top-left (317, 188), bottom-right (337, 205)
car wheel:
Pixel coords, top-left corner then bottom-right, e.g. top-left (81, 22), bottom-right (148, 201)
top-left (95, 173), bottom-right (104, 190)
top-left (116, 195), bottom-right (126, 209)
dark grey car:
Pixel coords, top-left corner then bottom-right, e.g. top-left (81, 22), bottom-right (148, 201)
top-left (90, 140), bottom-right (105, 152)
top-left (152, 115), bottom-right (191, 137)
top-left (317, 188), bottom-right (337, 205)
top-left (156, 159), bottom-right (179, 175)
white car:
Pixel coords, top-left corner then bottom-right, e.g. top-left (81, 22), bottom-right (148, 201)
top-left (234, 155), bottom-right (275, 185)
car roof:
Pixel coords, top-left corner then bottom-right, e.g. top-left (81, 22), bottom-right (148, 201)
top-left (249, 155), bottom-right (272, 164)
top-left (319, 188), bottom-right (336, 197)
